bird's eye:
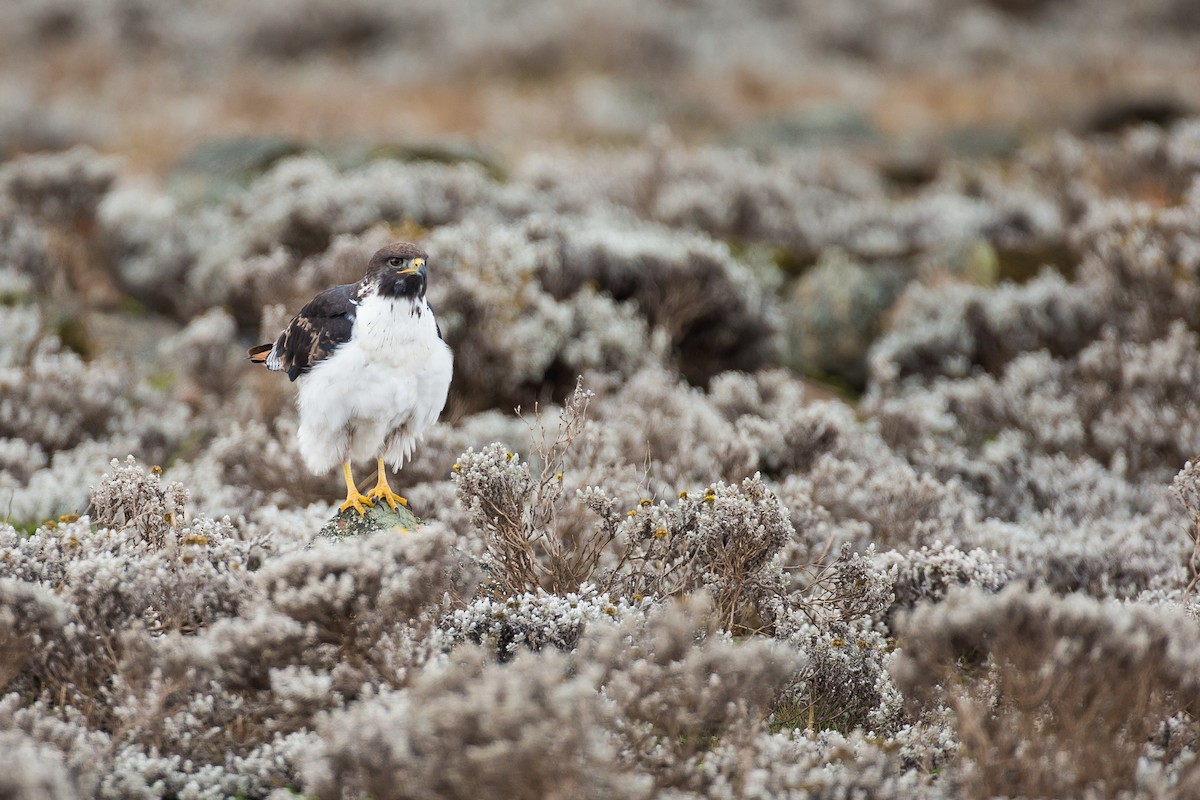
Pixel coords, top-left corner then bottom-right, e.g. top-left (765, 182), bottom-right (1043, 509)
top-left (388, 257), bottom-right (402, 267)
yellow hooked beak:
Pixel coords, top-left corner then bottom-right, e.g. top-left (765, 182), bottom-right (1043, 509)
top-left (396, 258), bottom-right (424, 276)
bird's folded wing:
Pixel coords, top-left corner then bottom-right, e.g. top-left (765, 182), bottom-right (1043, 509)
top-left (429, 300), bottom-right (443, 341)
top-left (273, 284), bottom-right (358, 382)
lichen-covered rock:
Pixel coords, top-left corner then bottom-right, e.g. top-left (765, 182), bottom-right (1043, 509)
top-left (317, 501), bottom-right (422, 540)
top-left (785, 250), bottom-right (909, 388)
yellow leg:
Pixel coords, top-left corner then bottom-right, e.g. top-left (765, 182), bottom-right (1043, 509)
top-left (339, 462), bottom-right (374, 516)
top-left (366, 456), bottom-right (408, 511)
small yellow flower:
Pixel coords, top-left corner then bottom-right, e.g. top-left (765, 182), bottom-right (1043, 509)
top-left (678, 491), bottom-right (688, 499)
top-left (831, 638), bottom-right (846, 648)
top-left (151, 465), bottom-right (163, 476)
top-left (639, 498), bottom-right (652, 507)
top-left (555, 472), bottom-right (564, 481)
top-left (451, 463), bottom-right (461, 472)
top-left (654, 527), bottom-right (668, 539)
top-left (58, 513), bottom-right (79, 523)
top-left (603, 605), bottom-right (618, 617)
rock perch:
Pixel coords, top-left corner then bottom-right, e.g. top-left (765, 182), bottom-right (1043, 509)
top-left (317, 501), bottom-right (421, 540)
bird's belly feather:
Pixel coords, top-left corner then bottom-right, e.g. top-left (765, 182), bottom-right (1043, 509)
top-left (294, 296), bottom-right (451, 473)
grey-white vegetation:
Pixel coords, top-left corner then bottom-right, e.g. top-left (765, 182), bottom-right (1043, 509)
top-left (5, 33), bottom-right (1200, 796)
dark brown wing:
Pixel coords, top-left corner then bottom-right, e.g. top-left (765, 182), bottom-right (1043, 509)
top-left (270, 284), bottom-right (357, 381)
top-left (429, 301), bottom-right (443, 340)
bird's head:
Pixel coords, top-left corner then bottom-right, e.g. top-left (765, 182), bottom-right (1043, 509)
top-left (365, 242), bottom-right (429, 300)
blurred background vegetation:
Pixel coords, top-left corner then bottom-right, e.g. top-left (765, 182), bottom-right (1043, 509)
top-left (3, 0), bottom-right (1197, 173)
top-left (6, 6), bottom-right (1200, 797)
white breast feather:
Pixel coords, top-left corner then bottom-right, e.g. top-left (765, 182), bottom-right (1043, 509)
top-left (294, 295), bottom-right (452, 474)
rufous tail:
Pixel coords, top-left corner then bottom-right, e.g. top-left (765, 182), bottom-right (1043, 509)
top-left (247, 343), bottom-right (273, 363)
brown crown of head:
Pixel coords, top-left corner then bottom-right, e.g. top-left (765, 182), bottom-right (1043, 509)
top-left (364, 242), bottom-right (429, 275)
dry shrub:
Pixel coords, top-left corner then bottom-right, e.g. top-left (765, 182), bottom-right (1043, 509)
top-left (894, 586), bottom-right (1200, 798)
top-left (711, 369), bottom-right (870, 483)
top-left (536, 215), bottom-right (778, 384)
top-left (604, 474), bottom-right (792, 632)
top-left (452, 380), bottom-right (625, 595)
top-left (592, 367), bottom-right (758, 488)
top-left (202, 417), bottom-right (334, 510)
top-left (0, 727), bottom-right (77, 800)
top-left (0, 146), bottom-right (117, 225)
top-left (879, 542), bottom-right (1012, 616)
top-left (0, 344), bottom-right (134, 453)
top-left (0, 517), bottom-right (262, 724)
top-left (426, 216), bottom-right (661, 414)
top-left (243, 0), bottom-right (401, 60)
top-left (126, 609), bottom-right (310, 697)
top-left (806, 451), bottom-right (958, 549)
top-left (772, 546), bottom-right (902, 735)
top-left (0, 579), bottom-right (66, 690)
top-left (1, 459), bottom-right (269, 746)
top-left (697, 725), bottom-right (931, 800)
top-left (309, 597), bottom-right (802, 798)
top-left (870, 270), bottom-right (1102, 390)
top-left (0, 147), bottom-right (122, 305)
top-left (0, 519), bottom-right (464, 796)
top-left (89, 456), bottom-right (187, 548)
top-left (452, 378), bottom-right (793, 630)
top-left (1172, 457), bottom-right (1200, 594)
top-left (157, 307), bottom-right (242, 404)
top-left (579, 597), bottom-right (804, 791)
top-left (302, 646), bottom-right (644, 800)
top-left (255, 524), bottom-right (461, 676)
top-left (442, 588), bottom-right (644, 660)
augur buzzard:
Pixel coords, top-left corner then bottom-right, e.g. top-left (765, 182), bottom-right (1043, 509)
top-left (248, 242), bottom-right (453, 515)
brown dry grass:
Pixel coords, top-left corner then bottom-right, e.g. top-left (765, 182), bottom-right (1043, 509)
top-left (13, 29), bottom-right (1200, 180)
